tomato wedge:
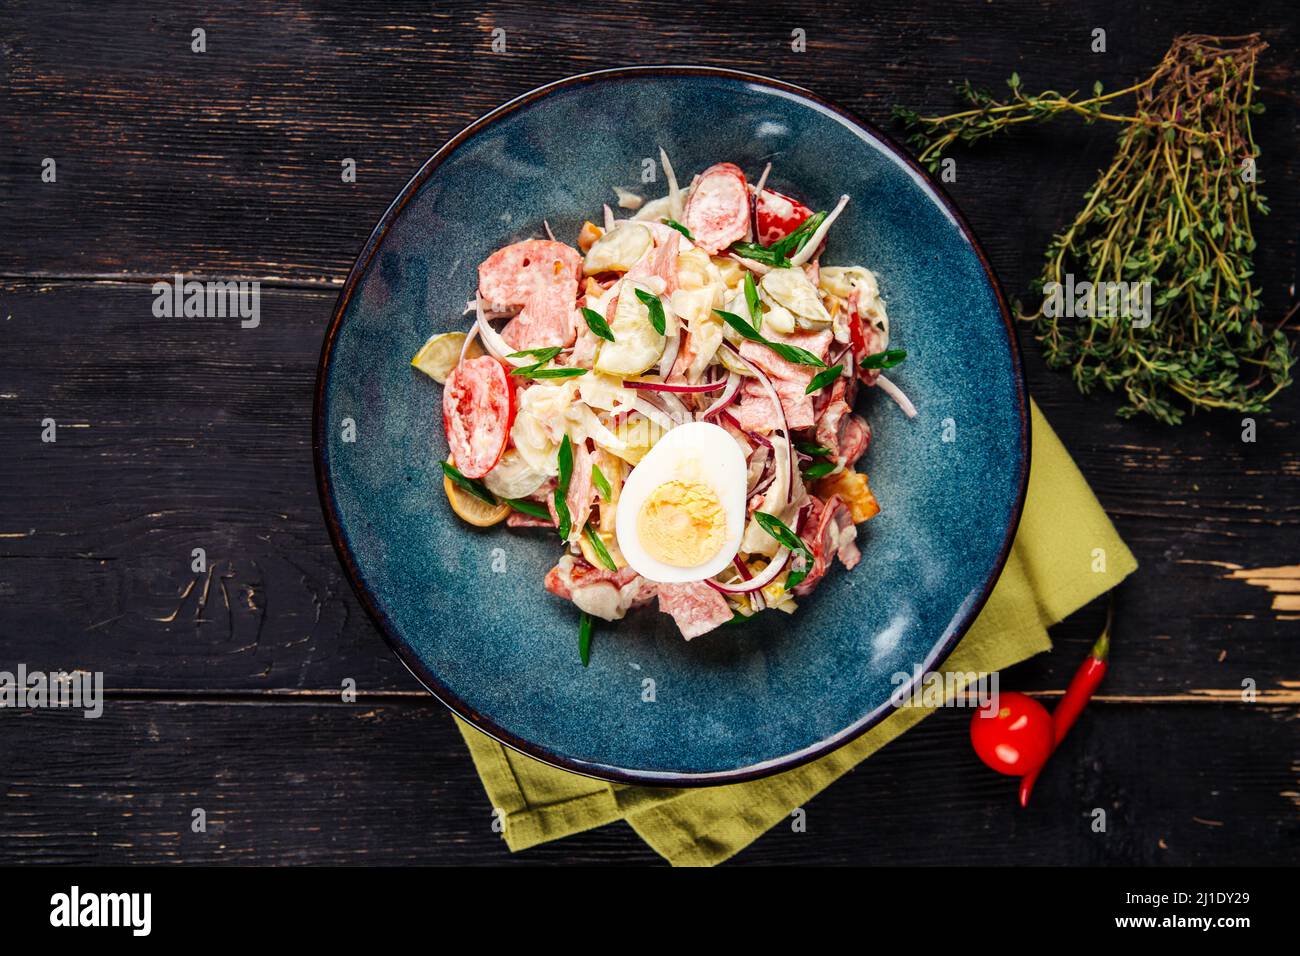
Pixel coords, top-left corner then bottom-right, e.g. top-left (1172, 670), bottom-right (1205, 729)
top-left (683, 162), bottom-right (750, 255)
top-left (755, 188), bottom-right (813, 247)
top-left (442, 355), bottom-right (513, 479)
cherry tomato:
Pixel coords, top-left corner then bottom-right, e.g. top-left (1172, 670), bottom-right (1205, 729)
top-left (442, 355), bottom-right (513, 479)
top-left (969, 691), bottom-right (1053, 776)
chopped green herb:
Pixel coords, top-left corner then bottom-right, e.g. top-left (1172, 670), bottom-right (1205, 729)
top-left (769, 211), bottom-right (826, 261)
top-left (805, 364), bottom-right (844, 394)
top-left (714, 309), bottom-right (826, 368)
top-left (860, 348), bottom-right (907, 370)
top-left (441, 461), bottom-right (497, 505)
top-left (505, 497), bottom-right (550, 520)
top-left (754, 510), bottom-right (814, 589)
top-left (507, 347), bottom-right (563, 362)
top-left (580, 306), bottom-right (615, 342)
top-left (634, 287), bottom-right (667, 336)
top-left (555, 435), bottom-right (574, 539)
top-left (729, 241), bottom-right (786, 268)
top-left (583, 522), bottom-right (618, 571)
top-left (578, 611), bottom-right (594, 667)
top-left (591, 463), bottom-right (612, 501)
top-left (511, 365), bottom-right (588, 379)
top-left (802, 461), bottom-right (837, 480)
top-left (785, 558), bottom-right (810, 591)
top-left (663, 218), bottom-right (694, 241)
top-left (796, 441), bottom-right (833, 457)
top-left (730, 210), bottom-right (827, 268)
top-left (744, 271), bottom-right (762, 331)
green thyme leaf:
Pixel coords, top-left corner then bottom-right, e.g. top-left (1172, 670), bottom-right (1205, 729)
top-left (441, 461), bottom-right (498, 505)
top-left (580, 306), bottom-right (615, 342)
top-left (634, 287), bottom-right (667, 335)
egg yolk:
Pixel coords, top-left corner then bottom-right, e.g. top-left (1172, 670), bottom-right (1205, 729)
top-left (636, 479), bottom-right (726, 568)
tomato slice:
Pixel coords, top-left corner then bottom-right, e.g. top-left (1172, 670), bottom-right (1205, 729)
top-left (683, 162), bottom-right (750, 255)
top-left (442, 356), bottom-right (513, 479)
top-left (755, 188), bottom-right (813, 247)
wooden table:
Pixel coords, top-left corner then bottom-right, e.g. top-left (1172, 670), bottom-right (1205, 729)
top-left (1, 1), bottom-right (1295, 865)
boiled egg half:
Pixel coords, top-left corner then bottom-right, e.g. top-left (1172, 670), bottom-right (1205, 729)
top-left (615, 420), bottom-right (747, 583)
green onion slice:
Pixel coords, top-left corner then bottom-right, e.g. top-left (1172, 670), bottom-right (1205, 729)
top-left (663, 218), bottom-right (694, 241)
top-left (583, 523), bottom-right (618, 571)
top-left (634, 287), bottom-right (667, 335)
top-left (860, 349), bottom-right (907, 370)
top-left (581, 306), bottom-right (615, 342)
top-left (578, 612), bottom-right (594, 667)
top-left (805, 364), bottom-right (844, 394)
top-left (441, 461), bottom-right (497, 505)
top-left (591, 463), bottom-right (612, 501)
top-left (713, 309), bottom-right (825, 368)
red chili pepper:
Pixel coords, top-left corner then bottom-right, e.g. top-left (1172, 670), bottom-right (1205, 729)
top-left (1019, 601), bottom-right (1112, 807)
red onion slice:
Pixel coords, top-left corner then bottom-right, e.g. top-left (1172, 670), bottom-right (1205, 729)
top-left (719, 342), bottom-right (795, 504)
top-left (706, 548), bottom-right (790, 594)
top-left (628, 376), bottom-right (729, 394)
top-left (457, 321), bottom-right (482, 366)
top-left (629, 395), bottom-right (676, 433)
top-left (474, 297), bottom-right (532, 368)
top-left (877, 373), bottom-right (918, 418)
top-left (698, 371), bottom-right (742, 419)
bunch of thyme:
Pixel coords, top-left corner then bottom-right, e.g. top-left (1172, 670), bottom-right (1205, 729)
top-left (894, 33), bottom-right (1294, 424)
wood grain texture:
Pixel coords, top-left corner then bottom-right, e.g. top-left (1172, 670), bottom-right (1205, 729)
top-left (0, 699), bottom-right (1293, 865)
top-left (1, 0), bottom-right (1296, 296)
top-left (0, 0), bottom-right (1297, 865)
top-left (0, 280), bottom-right (1294, 694)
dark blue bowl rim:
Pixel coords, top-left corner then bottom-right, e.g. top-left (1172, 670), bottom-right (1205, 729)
top-left (312, 65), bottom-right (1032, 787)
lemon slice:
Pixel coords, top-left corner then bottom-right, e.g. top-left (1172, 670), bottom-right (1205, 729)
top-left (443, 473), bottom-right (510, 527)
top-left (412, 332), bottom-right (482, 384)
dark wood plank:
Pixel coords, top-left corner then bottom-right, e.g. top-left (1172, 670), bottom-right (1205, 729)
top-left (1, 0), bottom-right (1295, 299)
top-left (0, 278), bottom-right (1296, 696)
top-left (0, 698), bottom-right (1292, 864)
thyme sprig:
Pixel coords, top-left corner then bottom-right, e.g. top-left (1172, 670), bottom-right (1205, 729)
top-left (894, 33), bottom-right (1294, 424)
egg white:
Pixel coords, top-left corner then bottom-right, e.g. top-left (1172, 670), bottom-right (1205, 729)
top-left (614, 420), bottom-right (748, 584)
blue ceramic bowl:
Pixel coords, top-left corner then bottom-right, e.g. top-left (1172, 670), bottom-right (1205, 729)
top-left (314, 67), bottom-right (1028, 785)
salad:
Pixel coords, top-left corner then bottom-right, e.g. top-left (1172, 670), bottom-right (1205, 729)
top-left (412, 152), bottom-right (913, 662)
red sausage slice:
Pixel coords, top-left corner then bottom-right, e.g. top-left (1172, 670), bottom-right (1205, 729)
top-left (442, 355), bottom-right (512, 479)
top-left (755, 188), bottom-right (813, 246)
top-left (682, 163), bottom-right (750, 255)
top-left (477, 239), bottom-right (582, 308)
top-left (478, 239), bottom-right (583, 351)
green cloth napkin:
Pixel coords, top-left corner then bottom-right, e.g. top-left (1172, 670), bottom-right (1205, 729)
top-left (456, 400), bottom-right (1137, 865)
